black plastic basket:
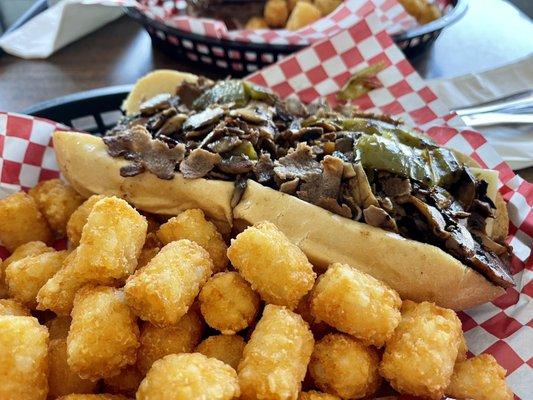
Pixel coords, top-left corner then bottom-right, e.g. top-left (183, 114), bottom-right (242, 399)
top-left (125, 0), bottom-right (466, 75)
top-left (23, 85), bottom-right (132, 135)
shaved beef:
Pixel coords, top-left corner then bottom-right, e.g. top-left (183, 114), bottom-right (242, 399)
top-left (381, 176), bottom-right (411, 197)
top-left (273, 143), bottom-right (321, 181)
top-left (103, 126), bottom-right (185, 180)
top-left (179, 149), bottom-right (221, 179)
top-left (348, 163), bottom-right (379, 209)
top-left (208, 136), bottom-right (242, 153)
top-left (177, 78), bottom-right (213, 109)
top-left (253, 153), bottom-right (275, 183)
top-left (280, 178), bottom-right (299, 195)
top-left (218, 156), bottom-right (254, 174)
top-left (363, 205), bottom-right (398, 232)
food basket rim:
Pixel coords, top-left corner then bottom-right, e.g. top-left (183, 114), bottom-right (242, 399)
top-left (125, 0), bottom-right (468, 46)
top-left (124, 6), bottom-right (306, 51)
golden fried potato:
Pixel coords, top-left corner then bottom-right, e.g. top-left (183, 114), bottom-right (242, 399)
top-left (295, 293), bottom-right (331, 339)
top-left (48, 338), bottom-right (97, 398)
top-left (137, 353), bottom-right (240, 400)
top-left (125, 240), bottom-right (212, 326)
top-left (1, 241), bottom-right (53, 298)
top-left (245, 16), bottom-right (269, 29)
top-left (137, 232), bottom-right (161, 270)
top-left (380, 301), bottom-right (463, 399)
top-left (137, 308), bottom-right (205, 374)
top-left (103, 366), bottom-right (144, 397)
top-left (156, 209), bottom-right (228, 273)
top-left (238, 304), bottom-right (314, 399)
top-left (264, 0), bottom-right (289, 27)
top-left (38, 197), bottom-right (147, 315)
top-left (46, 316), bottom-right (72, 339)
top-left (29, 179), bottom-right (84, 236)
top-left (228, 222), bottom-right (315, 309)
top-left (196, 334), bottom-right (246, 370)
top-left (0, 298), bottom-right (31, 316)
top-left (0, 316), bottom-right (48, 400)
top-left (418, 3), bottom-right (441, 24)
top-left (5, 250), bottom-right (68, 307)
top-left (445, 354), bottom-right (513, 400)
top-left (286, 1), bottom-right (322, 30)
top-left (66, 195), bottom-right (106, 246)
top-left (313, 0), bottom-right (341, 16)
top-left (0, 192), bottom-right (52, 252)
top-left (67, 285), bottom-right (140, 381)
top-left (310, 263), bottom-right (401, 347)
top-left (457, 331), bottom-right (468, 362)
top-left (70, 196), bottom-right (147, 279)
top-left (288, 0), bottom-right (310, 11)
top-left (299, 390), bottom-right (341, 400)
top-left (309, 333), bottom-right (381, 399)
top-left (199, 271), bottom-right (261, 334)
top-left (57, 395), bottom-right (130, 400)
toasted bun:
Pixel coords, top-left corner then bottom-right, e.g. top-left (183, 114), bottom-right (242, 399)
top-left (233, 181), bottom-right (504, 310)
top-left (53, 131), bottom-right (234, 234)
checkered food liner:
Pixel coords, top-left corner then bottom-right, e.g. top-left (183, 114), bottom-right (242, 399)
top-left (113, 0), bottom-right (427, 45)
top-left (1, 11), bottom-right (531, 399)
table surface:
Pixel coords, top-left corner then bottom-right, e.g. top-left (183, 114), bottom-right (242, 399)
top-left (0, 0), bottom-right (531, 180)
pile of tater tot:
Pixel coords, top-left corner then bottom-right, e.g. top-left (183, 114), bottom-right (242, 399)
top-left (0, 178), bottom-right (514, 400)
top-left (245, 0), bottom-right (441, 32)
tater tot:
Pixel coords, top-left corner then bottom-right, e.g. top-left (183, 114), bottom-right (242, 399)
top-left (199, 271), bottom-right (261, 334)
top-left (156, 209), bottom-right (228, 273)
top-left (137, 308), bottom-right (205, 374)
top-left (67, 285), bottom-right (140, 381)
top-left (46, 316), bottom-right (72, 339)
top-left (137, 353), bottom-right (240, 400)
top-left (125, 240), bottom-right (212, 326)
top-left (29, 179), bottom-right (84, 236)
top-left (0, 298), bottom-right (30, 316)
top-left (71, 196), bottom-right (147, 279)
top-left (299, 391), bottom-right (340, 400)
top-left (245, 16), bottom-right (269, 29)
top-left (0, 192), bottom-right (53, 251)
top-left (66, 195), bottom-right (106, 246)
top-left (264, 0), bottom-right (289, 27)
top-left (38, 197), bottom-right (147, 315)
top-left (310, 263), bottom-right (401, 347)
top-left (313, 0), bottom-right (341, 16)
top-left (288, 0), bottom-right (310, 11)
top-left (228, 222), bottom-right (315, 309)
top-left (48, 338), bottom-right (97, 398)
top-left (137, 232), bottom-right (161, 270)
top-left (57, 395), bottom-right (130, 400)
top-left (457, 331), bottom-right (468, 362)
top-left (103, 366), bottom-right (144, 397)
top-left (296, 293), bottom-right (331, 339)
top-left (1, 241), bottom-right (53, 298)
top-left (379, 301), bottom-right (462, 399)
top-left (5, 250), bottom-right (68, 307)
top-left (196, 334), bottom-right (246, 370)
top-left (0, 316), bottom-right (49, 400)
top-left (238, 304), bottom-right (314, 400)
top-left (286, 1), bottom-right (322, 30)
top-left (445, 354), bottom-right (513, 400)
top-left (309, 333), bottom-right (381, 399)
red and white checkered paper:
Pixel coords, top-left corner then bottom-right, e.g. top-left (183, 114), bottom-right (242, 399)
top-left (119, 0), bottom-right (444, 45)
top-left (1, 10), bottom-right (531, 399)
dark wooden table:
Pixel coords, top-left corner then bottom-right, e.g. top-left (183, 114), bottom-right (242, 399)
top-left (0, 0), bottom-right (532, 179)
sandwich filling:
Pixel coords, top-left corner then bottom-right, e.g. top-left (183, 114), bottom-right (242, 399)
top-left (103, 78), bottom-right (514, 288)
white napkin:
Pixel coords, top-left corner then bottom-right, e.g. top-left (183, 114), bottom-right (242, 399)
top-left (429, 55), bottom-right (533, 170)
top-left (0, 0), bottom-right (129, 59)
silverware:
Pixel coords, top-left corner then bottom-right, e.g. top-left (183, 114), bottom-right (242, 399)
top-left (452, 90), bottom-right (533, 116)
top-left (460, 112), bottom-right (533, 127)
